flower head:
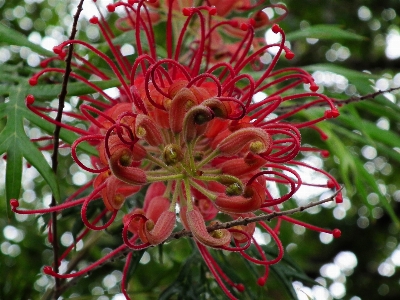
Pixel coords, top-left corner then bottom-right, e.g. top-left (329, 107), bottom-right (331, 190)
top-left (13, 1), bottom-right (343, 299)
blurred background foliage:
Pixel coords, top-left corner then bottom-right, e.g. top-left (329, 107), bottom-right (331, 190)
top-left (0, 0), bottom-right (400, 299)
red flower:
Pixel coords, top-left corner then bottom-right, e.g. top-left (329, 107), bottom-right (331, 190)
top-left (12, 1), bottom-right (343, 299)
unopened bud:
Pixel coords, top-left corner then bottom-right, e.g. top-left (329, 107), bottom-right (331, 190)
top-left (183, 105), bottom-right (214, 142)
top-left (202, 98), bottom-right (231, 119)
top-left (135, 114), bottom-right (163, 146)
top-left (217, 127), bottom-right (271, 156)
top-left (169, 88), bottom-right (197, 133)
top-left (119, 149), bottom-right (133, 167)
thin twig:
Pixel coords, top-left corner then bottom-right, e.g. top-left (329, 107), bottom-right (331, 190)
top-left (49, 1), bottom-right (85, 299)
top-left (336, 86), bottom-right (400, 105)
top-left (275, 86), bottom-right (400, 113)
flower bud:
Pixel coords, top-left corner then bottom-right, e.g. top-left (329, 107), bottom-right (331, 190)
top-left (109, 148), bottom-right (147, 185)
top-left (218, 155), bottom-right (266, 177)
top-left (135, 114), bottom-right (163, 146)
top-left (145, 196), bottom-right (171, 223)
top-left (183, 105), bottom-right (214, 142)
top-left (217, 127), bottom-right (271, 156)
top-left (187, 209), bottom-right (231, 248)
top-left (202, 98), bottom-right (231, 119)
top-left (143, 210), bottom-right (176, 245)
top-left (169, 88), bottom-right (197, 133)
top-left (215, 182), bottom-right (264, 213)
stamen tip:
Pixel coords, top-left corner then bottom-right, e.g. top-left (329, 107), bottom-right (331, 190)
top-left (236, 283), bottom-right (245, 292)
top-left (240, 23), bottom-right (249, 31)
top-left (10, 199), bottom-right (19, 209)
top-left (208, 6), bottom-right (217, 15)
top-left (89, 16), bottom-right (99, 24)
top-left (107, 4), bottom-right (115, 12)
top-left (271, 24), bottom-right (281, 34)
top-left (182, 8), bottom-right (192, 16)
top-left (321, 150), bottom-right (330, 158)
top-left (327, 179), bottom-right (335, 189)
top-left (229, 20), bottom-right (239, 28)
top-left (285, 51), bottom-right (295, 60)
top-left (53, 45), bottom-right (62, 55)
top-left (43, 266), bottom-right (54, 275)
top-left (26, 94), bottom-right (35, 105)
top-left (257, 277), bottom-right (267, 286)
top-left (335, 193), bottom-right (343, 204)
top-left (28, 78), bottom-right (38, 86)
top-left (324, 109), bottom-right (340, 119)
top-left (332, 229), bottom-right (341, 238)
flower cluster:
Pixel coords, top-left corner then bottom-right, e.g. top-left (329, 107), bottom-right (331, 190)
top-left (11, 0), bottom-right (343, 299)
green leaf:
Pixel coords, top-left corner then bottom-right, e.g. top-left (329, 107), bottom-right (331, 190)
top-left (27, 79), bottom-right (121, 100)
top-left (263, 246), bottom-right (318, 300)
top-left (303, 64), bottom-right (378, 81)
top-left (325, 117), bottom-right (400, 226)
top-left (0, 85), bottom-right (60, 204)
top-left (286, 25), bottom-right (367, 41)
top-left (339, 113), bottom-right (400, 150)
top-left (357, 99), bottom-right (400, 121)
top-left (159, 252), bottom-right (205, 300)
top-left (352, 157), bottom-right (400, 227)
top-left (0, 23), bottom-right (54, 57)
top-left (333, 126), bottom-right (400, 165)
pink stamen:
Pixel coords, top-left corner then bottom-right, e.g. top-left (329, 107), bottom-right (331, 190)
top-left (289, 160), bottom-right (342, 203)
top-left (267, 208), bottom-right (342, 237)
top-left (81, 190), bottom-right (119, 230)
top-left (43, 243), bottom-right (128, 279)
top-left (58, 209), bottom-right (108, 264)
top-left (11, 197), bottom-right (87, 214)
top-left (26, 97), bottom-right (89, 136)
top-left (80, 104), bottom-right (116, 129)
top-left (53, 40), bottom-right (132, 102)
top-left (30, 67), bottom-right (116, 103)
top-left (72, 135), bottom-right (109, 173)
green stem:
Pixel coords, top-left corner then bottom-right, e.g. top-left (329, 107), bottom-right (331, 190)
top-left (187, 141), bottom-right (197, 174)
top-left (163, 180), bottom-right (173, 198)
top-left (183, 178), bottom-right (193, 210)
top-left (169, 180), bottom-right (181, 211)
top-left (196, 148), bottom-right (219, 169)
top-left (147, 173), bottom-right (185, 182)
top-left (189, 179), bottom-right (217, 201)
top-left (146, 153), bottom-right (176, 172)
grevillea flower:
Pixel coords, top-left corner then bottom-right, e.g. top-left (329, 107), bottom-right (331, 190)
top-left (11, 1), bottom-right (343, 299)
